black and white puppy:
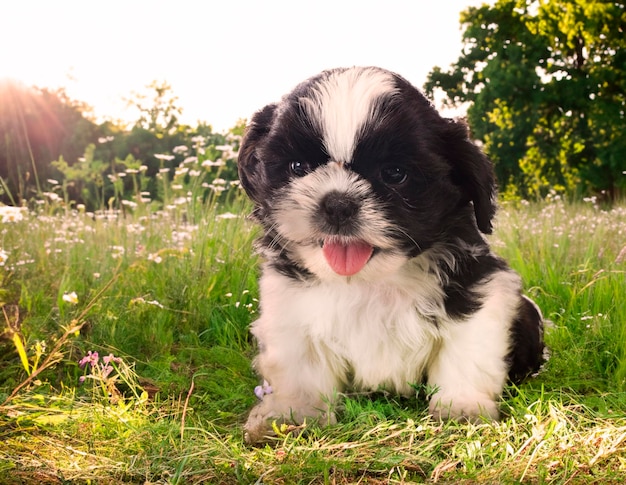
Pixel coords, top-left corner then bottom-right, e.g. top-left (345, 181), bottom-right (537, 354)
top-left (238, 66), bottom-right (544, 444)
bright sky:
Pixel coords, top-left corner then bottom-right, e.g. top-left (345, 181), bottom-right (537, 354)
top-left (1, 0), bottom-right (483, 132)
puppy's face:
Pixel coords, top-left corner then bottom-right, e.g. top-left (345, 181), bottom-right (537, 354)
top-left (238, 67), bottom-right (496, 280)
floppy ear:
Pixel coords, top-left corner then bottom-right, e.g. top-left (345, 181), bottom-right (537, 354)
top-left (443, 119), bottom-right (497, 234)
top-left (237, 103), bottom-right (277, 206)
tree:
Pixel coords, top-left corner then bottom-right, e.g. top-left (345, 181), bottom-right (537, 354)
top-left (425, 0), bottom-right (626, 199)
top-left (125, 81), bottom-right (182, 137)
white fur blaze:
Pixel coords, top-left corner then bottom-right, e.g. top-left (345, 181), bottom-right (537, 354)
top-left (299, 67), bottom-right (398, 164)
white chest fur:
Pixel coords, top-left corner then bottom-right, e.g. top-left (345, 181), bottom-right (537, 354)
top-left (252, 263), bottom-right (448, 396)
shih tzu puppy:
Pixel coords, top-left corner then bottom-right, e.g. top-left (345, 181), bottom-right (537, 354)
top-left (238, 66), bottom-right (544, 444)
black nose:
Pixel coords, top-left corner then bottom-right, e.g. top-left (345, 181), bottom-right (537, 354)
top-left (319, 191), bottom-right (360, 227)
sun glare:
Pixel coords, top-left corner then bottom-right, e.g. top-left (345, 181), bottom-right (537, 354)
top-left (0, 79), bottom-right (68, 191)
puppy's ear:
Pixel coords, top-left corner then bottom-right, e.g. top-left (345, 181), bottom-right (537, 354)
top-left (443, 119), bottom-right (497, 234)
top-left (238, 103), bottom-right (277, 205)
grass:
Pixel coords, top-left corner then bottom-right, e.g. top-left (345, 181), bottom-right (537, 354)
top-left (1, 188), bottom-right (626, 484)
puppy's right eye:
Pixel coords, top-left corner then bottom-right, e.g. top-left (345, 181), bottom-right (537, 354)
top-left (380, 165), bottom-right (408, 185)
top-left (289, 161), bottom-right (308, 177)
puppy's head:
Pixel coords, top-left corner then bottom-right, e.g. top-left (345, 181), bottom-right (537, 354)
top-left (238, 67), bottom-right (496, 280)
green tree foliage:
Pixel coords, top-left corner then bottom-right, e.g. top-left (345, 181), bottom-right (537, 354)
top-left (425, 0), bottom-right (626, 199)
top-left (125, 80), bottom-right (183, 137)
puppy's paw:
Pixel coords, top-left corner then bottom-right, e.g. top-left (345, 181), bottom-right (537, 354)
top-left (244, 401), bottom-right (281, 444)
top-left (429, 392), bottom-right (499, 423)
top-left (244, 397), bottom-right (338, 444)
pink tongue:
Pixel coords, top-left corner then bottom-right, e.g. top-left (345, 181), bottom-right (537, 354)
top-left (322, 240), bottom-right (374, 276)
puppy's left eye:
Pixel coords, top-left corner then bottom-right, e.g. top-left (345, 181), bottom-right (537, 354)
top-left (380, 166), bottom-right (408, 185)
top-left (290, 161), bottom-right (309, 177)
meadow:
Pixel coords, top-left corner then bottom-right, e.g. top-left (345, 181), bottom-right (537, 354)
top-left (1, 161), bottom-right (626, 483)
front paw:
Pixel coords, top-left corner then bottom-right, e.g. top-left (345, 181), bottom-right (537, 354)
top-left (244, 397), bottom-right (337, 444)
top-left (429, 392), bottom-right (499, 423)
top-left (244, 399), bottom-right (285, 444)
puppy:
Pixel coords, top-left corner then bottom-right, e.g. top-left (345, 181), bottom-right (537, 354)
top-left (238, 66), bottom-right (544, 444)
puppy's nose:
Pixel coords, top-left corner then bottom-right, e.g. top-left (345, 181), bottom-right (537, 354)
top-left (320, 191), bottom-right (360, 226)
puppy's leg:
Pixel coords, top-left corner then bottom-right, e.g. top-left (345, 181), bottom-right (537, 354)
top-left (245, 331), bottom-right (340, 444)
top-left (427, 273), bottom-right (520, 422)
top-left (427, 330), bottom-right (505, 423)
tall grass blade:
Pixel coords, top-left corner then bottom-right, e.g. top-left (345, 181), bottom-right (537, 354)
top-left (10, 332), bottom-right (30, 376)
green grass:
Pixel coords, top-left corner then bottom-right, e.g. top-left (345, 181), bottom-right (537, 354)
top-left (1, 192), bottom-right (626, 484)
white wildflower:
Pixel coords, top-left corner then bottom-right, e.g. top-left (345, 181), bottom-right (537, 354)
top-left (42, 192), bottom-right (61, 202)
top-left (202, 159), bottom-right (225, 168)
top-left (110, 246), bottom-right (125, 259)
top-left (62, 291), bottom-right (79, 305)
top-left (148, 253), bottom-right (163, 264)
top-left (154, 154), bottom-right (175, 161)
top-left (0, 206), bottom-right (26, 223)
top-left (130, 297), bottom-right (164, 309)
top-left (121, 200), bottom-right (137, 209)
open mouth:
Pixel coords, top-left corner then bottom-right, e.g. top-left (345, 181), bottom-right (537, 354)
top-left (320, 237), bottom-right (375, 276)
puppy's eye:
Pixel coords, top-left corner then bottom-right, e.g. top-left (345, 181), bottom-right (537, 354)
top-left (289, 161), bottom-right (309, 177)
top-left (380, 166), bottom-right (408, 185)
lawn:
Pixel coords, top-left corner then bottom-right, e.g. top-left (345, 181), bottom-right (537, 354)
top-left (1, 189), bottom-right (626, 484)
